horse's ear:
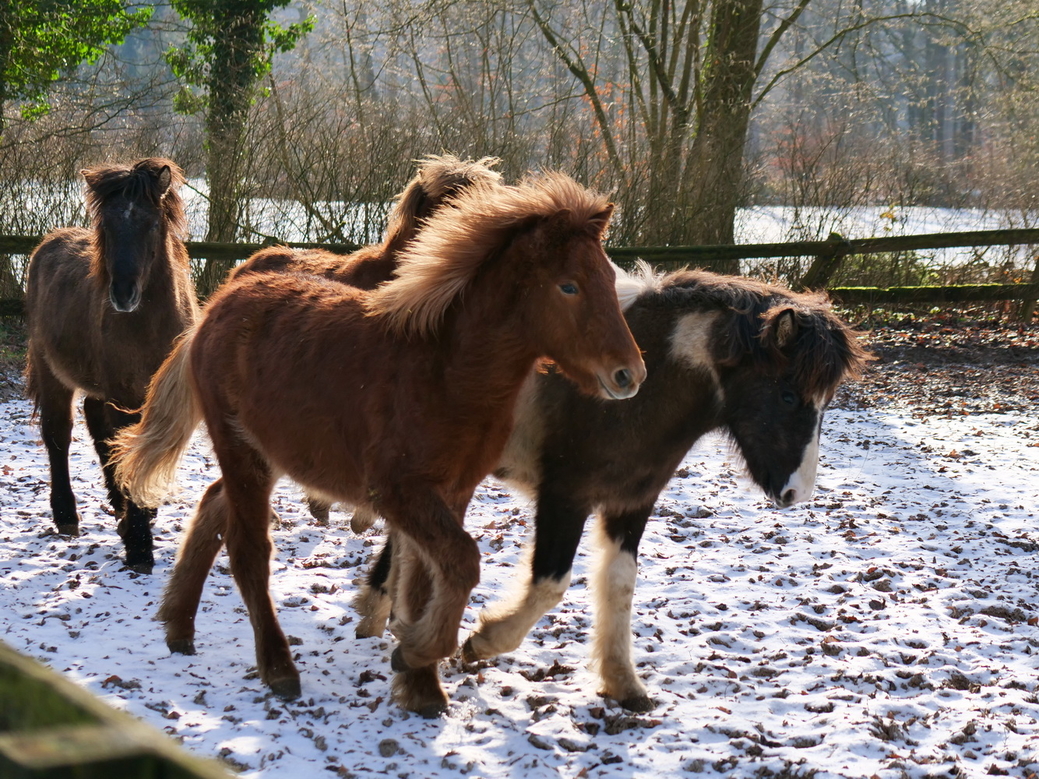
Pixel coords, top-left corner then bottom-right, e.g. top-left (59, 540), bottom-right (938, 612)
top-left (772, 308), bottom-right (798, 349)
top-left (157, 165), bottom-right (173, 195)
top-left (589, 203), bottom-right (615, 237)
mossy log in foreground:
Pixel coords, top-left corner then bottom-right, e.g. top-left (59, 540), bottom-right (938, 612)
top-left (0, 640), bottom-right (229, 779)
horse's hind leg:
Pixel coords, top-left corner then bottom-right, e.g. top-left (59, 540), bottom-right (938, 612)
top-left (464, 492), bottom-right (587, 662)
top-left (158, 479), bottom-right (229, 655)
top-left (592, 505), bottom-right (654, 713)
top-left (32, 360), bottom-right (79, 535)
top-left (306, 496), bottom-right (330, 524)
top-left (218, 449), bottom-right (299, 699)
top-left (354, 533), bottom-right (394, 639)
top-left (84, 399), bottom-right (156, 573)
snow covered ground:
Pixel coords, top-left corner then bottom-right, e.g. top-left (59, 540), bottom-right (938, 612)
top-left (1, 374), bottom-right (1037, 778)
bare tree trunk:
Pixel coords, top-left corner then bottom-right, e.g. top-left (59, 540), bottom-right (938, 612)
top-left (195, 4), bottom-right (265, 297)
top-left (681, 0), bottom-right (762, 266)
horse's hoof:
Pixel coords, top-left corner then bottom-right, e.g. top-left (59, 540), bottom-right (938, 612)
top-left (355, 621), bottom-right (385, 640)
top-left (125, 549), bottom-right (154, 574)
top-left (349, 506), bottom-right (376, 534)
top-left (619, 694), bottom-right (656, 713)
top-left (392, 664), bottom-right (447, 717)
top-left (307, 499), bottom-right (330, 524)
top-left (460, 636), bottom-right (481, 664)
top-left (390, 645), bottom-right (411, 672)
top-left (55, 523), bottom-right (80, 537)
top-left (269, 675), bottom-right (302, 700)
top-left (415, 701), bottom-right (448, 719)
top-left (167, 638), bottom-right (196, 655)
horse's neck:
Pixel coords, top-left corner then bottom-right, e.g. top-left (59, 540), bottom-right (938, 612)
top-left (435, 275), bottom-right (540, 420)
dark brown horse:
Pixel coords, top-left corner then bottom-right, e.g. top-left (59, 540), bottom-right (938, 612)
top-left (112, 174), bottom-right (646, 716)
top-left (357, 262), bottom-right (870, 711)
top-left (229, 154), bottom-right (503, 526)
top-left (24, 158), bottom-right (198, 573)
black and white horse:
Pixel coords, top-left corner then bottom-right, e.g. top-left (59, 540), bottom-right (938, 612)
top-left (356, 262), bottom-right (869, 711)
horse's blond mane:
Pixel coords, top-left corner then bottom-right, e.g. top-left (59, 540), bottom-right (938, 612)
top-left (384, 154), bottom-right (502, 248)
top-left (369, 173), bottom-right (612, 337)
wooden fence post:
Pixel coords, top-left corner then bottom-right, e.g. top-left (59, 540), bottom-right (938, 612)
top-left (798, 232), bottom-right (851, 291)
top-left (1019, 252), bottom-right (1039, 322)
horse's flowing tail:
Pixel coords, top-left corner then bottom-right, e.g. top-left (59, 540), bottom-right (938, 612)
top-left (112, 325), bottom-right (202, 508)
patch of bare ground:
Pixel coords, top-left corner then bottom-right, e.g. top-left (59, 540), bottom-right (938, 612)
top-left (0, 317), bottom-right (26, 403)
top-left (834, 311), bottom-right (1039, 416)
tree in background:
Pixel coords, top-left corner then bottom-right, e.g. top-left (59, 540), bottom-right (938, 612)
top-left (0, 0), bottom-right (151, 137)
top-left (166, 0), bottom-right (312, 294)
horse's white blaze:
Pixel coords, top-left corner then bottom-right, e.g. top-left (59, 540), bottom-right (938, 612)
top-left (468, 549), bottom-right (570, 659)
top-left (779, 396), bottom-right (826, 505)
top-left (590, 524), bottom-right (647, 702)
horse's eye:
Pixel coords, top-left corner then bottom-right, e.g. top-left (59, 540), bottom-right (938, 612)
top-left (781, 390), bottom-right (798, 408)
top-left (559, 283), bottom-right (579, 295)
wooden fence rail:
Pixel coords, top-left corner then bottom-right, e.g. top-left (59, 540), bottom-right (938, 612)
top-left (2, 228), bottom-right (1038, 317)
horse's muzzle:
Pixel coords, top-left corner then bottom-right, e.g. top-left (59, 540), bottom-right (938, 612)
top-left (110, 280), bottom-right (142, 313)
top-left (597, 363), bottom-right (645, 400)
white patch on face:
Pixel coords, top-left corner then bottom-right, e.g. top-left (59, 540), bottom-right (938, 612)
top-left (778, 395), bottom-right (826, 506)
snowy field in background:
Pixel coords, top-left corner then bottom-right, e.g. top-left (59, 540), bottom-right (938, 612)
top-left (1, 392), bottom-right (1038, 778)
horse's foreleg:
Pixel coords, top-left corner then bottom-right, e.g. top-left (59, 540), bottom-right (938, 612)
top-left (385, 534), bottom-right (451, 718)
top-left (591, 505), bottom-right (654, 713)
top-left (158, 479), bottom-right (229, 654)
top-left (84, 399), bottom-right (156, 572)
top-left (83, 396), bottom-right (126, 514)
top-left (34, 364), bottom-right (79, 535)
top-left (464, 493), bottom-right (587, 662)
top-left (354, 533), bottom-right (394, 639)
top-left (382, 488), bottom-right (480, 716)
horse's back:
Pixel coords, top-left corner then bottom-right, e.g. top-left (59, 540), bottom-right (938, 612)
top-left (229, 245), bottom-right (301, 280)
top-left (25, 229), bottom-right (100, 387)
top-left (233, 244), bottom-right (393, 291)
top-left (193, 272), bottom-right (382, 497)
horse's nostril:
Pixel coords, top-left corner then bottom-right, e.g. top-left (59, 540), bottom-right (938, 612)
top-left (782, 488), bottom-right (796, 506)
top-left (614, 368), bottom-right (632, 388)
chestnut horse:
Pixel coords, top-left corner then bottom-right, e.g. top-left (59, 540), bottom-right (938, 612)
top-left (24, 158), bottom-right (198, 573)
top-left (229, 154), bottom-right (503, 526)
top-left (112, 174), bottom-right (646, 716)
top-left (356, 263), bottom-right (869, 711)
